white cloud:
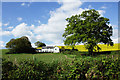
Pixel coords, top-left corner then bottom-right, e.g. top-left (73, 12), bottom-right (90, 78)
top-left (0, 22), bottom-right (2, 27)
top-left (21, 3), bottom-right (25, 6)
top-left (0, 31), bottom-right (11, 36)
top-left (57, 0), bottom-right (82, 11)
top-left (3, 22), bottom-right (9, 26)
top-left (97, 10), bottom-right (106, 16)
top-left (0, 22), bottom-right (2, 31)
top-left (11, 23), bottom-right (32, 37)
top-left (17, 17), bottom-right (22, 21)
top-left (88, 5), bottom-right (93, 9)
top-left (11, 23), bottom-right (36, 42)
top-left (30, 24), bottom-right (35, 30)
top-left (111, 25), bottom-right (118, 43)
top-left (7, 26), bottom-right (14, 30)
top-left (0, 22), bottom-right (11, 36)
top-left (31, 43), bottom-right (37, 48)
top-left (38, 20), bottom-right (41, 24)
top-left (21, 2), bottom-right (32, 7)
top-left (0, 41), bottom-right (4, 48)
top-left (101, 6), bottom-right (107, 9)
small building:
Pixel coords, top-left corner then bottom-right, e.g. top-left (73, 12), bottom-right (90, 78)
top-left (36, 46), bottom-right (60, 53)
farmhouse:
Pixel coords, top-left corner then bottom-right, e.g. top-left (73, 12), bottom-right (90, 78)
top-left (36, 46), bottom-right (60, 53)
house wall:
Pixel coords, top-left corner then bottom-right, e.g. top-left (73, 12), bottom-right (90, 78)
top-left (54, 47), bottom-right (60, 53)
top-left (36, 46), bottom-right (60, 53)
top-left (42, 48), bottom-right (54, 53)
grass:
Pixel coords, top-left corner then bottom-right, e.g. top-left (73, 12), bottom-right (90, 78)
top-left (1, 49), bottom-right (74, 64)
top-left (1, 49), bottom-right (120, 64)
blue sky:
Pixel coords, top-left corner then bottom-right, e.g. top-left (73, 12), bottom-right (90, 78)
top-left (0, 1), bottom-right (119, 48)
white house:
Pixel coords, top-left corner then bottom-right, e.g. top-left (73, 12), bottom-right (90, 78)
top-left (36, 46), bottom-right (60, 53)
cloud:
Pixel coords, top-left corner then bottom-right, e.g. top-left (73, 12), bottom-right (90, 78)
top-left (97, 10), bottom-right (106, 16)
top-left (17, 17), bottom-right (22, 21)
top-left (88, 5), bottom-right (93, 9)
top-left (0, 22), bottom-right (2, 27)
top-left (0, 31), bottom-right (11, 36)
top-left (7, 26), bottom-right (14, 30)
top-left (11, 23), bottom-right (32, 37)
top-left (3, 22), bottom-right (9, 26)
top-left (21, 2), bottom-right (32, 7)
top-left (0, 41), bottom-right (4, 48)
top-left (35, 20), bottom-right (41, 24)
top-left (31, 43), bottom-right (36, 48)
top-left (21, 3), bottom-right (25, 6)
top-left (11, 23), bottom-right (36, 42)
top-left (0, 22), bottom-right (2, 31)
top-left (111, 25), bottom-right (118, 43)
top-left (0, 22), bottom-right (11, 36)
top-left (38, 20), bottom-right (41, 24)
top-left (101, 6), bottom-right (107, 9)
top-left (57, 0), bottom-right (82, 11)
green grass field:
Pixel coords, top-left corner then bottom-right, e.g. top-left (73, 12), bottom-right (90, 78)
top-left (1, 49), bottom-right (120, 64)
top-left (1, 49), bottom-right (75, 64)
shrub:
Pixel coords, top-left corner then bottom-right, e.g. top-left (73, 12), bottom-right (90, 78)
top-left (2, 58), bottom-right (59, 79)
top-left (2, 53), bottom-right (120, 79)
top-left (53, 56), bottom-right (120, 79)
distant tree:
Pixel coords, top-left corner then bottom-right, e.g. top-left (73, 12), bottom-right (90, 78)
top-left (62, 9), bottom-right (113, 55)
top-left (35, 41), bottom-right (46, 47)
top-left (6, 36), bottom-right (34, 53)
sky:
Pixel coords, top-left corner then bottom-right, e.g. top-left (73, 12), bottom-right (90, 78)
top-left (0, 0), bottom-right (119, 49)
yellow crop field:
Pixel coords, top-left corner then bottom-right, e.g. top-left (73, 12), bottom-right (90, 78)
top-left (36, 43), bottom-right (120, 52)
top-left (58, 43), bottom-right (120, 52)
top-left (36, 47), bottom-right (42, 49)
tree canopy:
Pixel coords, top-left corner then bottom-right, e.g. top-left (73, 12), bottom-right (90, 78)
top-left (62, 9), bottom-right (113, 55)
top-left (6, 36), bottom-right (35, 53)
top-left (35, 41), bottom-right (46, 47)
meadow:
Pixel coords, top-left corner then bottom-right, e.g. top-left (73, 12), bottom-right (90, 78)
top-left (1, 49), bottom-right (74, 63)
top-left (1, 49), bottom-right (120, 64)
top-left (1, 49), bottom-right (120, 79)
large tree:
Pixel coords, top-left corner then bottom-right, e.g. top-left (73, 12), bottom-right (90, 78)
top-left (6, 36), bottom-right (34, 53)
top-left (62, 9), bottom-right (113, 55)
top-left (35, 41), bottom-right (46, 47)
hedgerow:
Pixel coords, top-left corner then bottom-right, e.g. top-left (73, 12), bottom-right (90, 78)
top-left (2, 53), bottom-right (120, 80)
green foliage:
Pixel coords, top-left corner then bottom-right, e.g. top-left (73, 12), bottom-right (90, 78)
top-left (5, 36), bottom-right (35, 54)
top-left (54, 55), bottom-right (120, 79)
top-left (63, 9), bottom-right (113, 55)
top-left (2, 58), bottom-right (59, 79)
top-left (86, 57), bottom-right (120, 79)
top-left (2, 51), bottom-right (120, 79)
top-left (35, 41), bottom-right (46, 47)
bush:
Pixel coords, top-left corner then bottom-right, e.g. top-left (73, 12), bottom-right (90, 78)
top-left (53, 56), bottom-right (120, 79)
top-left (2, 58), bottom-right (59, 79)
top-left (2, 54), bottom-right (120, 79)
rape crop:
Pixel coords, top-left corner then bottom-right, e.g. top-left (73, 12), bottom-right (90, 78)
top-left (58, 43), bottom-right (120, 52)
